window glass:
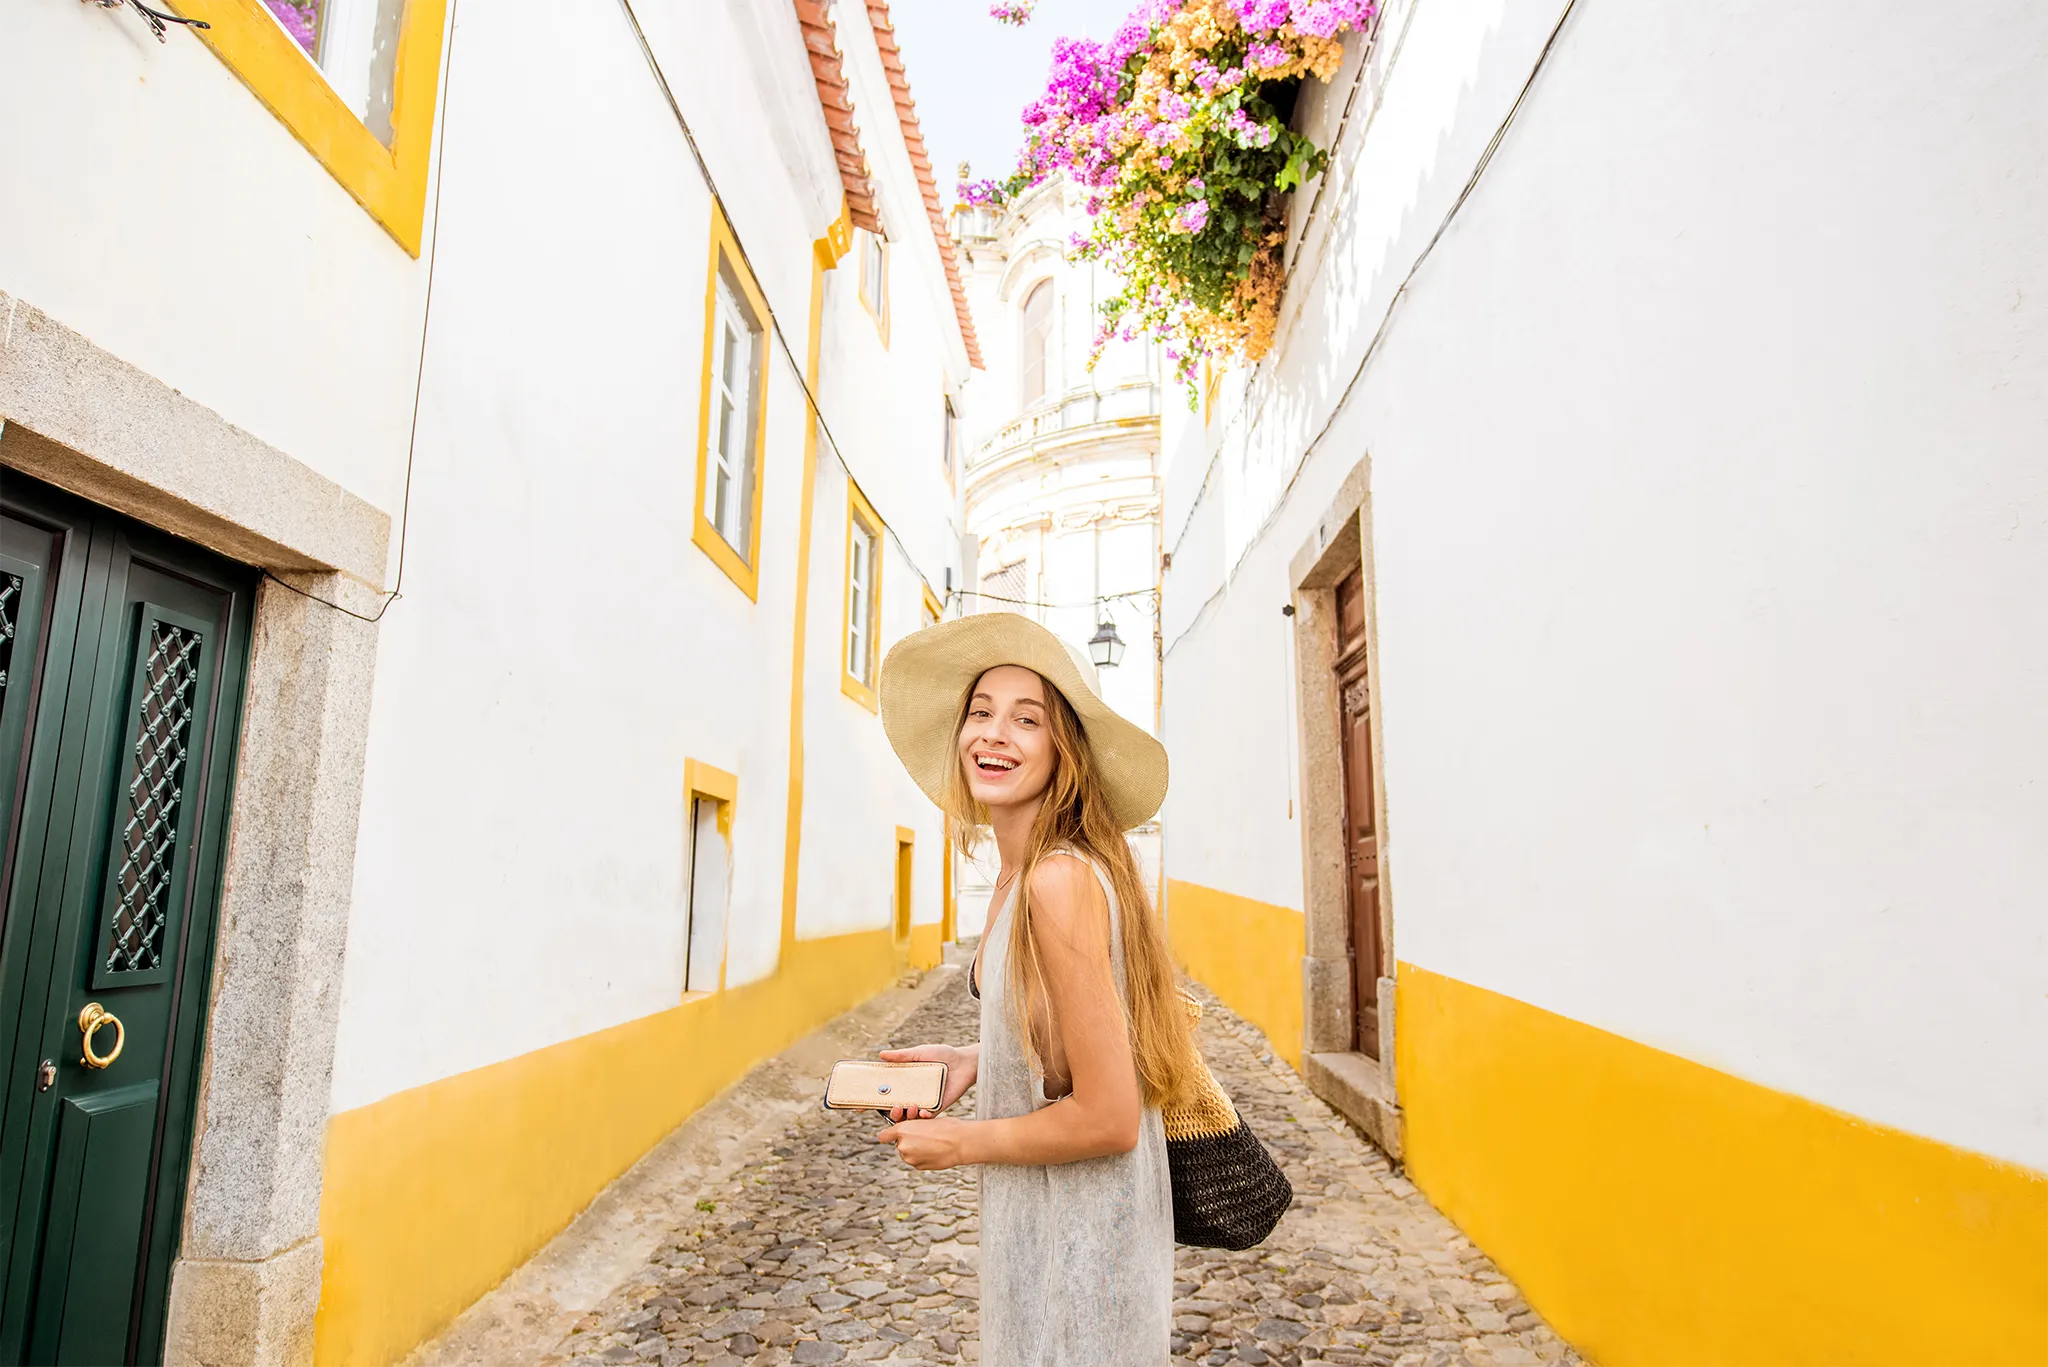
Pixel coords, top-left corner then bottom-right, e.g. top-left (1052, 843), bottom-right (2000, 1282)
top-left (684, 798), bottom-right (728, 993)
top-left (262, 0), bottom-right (406, 143)
top-left (847, 519), bottom-right (879, 682)
top-left (706, 271), bottom-right (762, 561)
top-left (1020, 280), bottom-right (1053, 405)
top-left (942, 398), bottom-right (957, 481)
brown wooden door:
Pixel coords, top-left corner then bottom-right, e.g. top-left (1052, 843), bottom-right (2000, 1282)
top-left (1334, 566), bottom-right (1384, 1059)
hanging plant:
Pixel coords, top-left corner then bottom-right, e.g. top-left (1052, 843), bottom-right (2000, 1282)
top-left (989, 0), bottom-right (1038, 25)
top-left (964, 0), bottom-right (1377, 396)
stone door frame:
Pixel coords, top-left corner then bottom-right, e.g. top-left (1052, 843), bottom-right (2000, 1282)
top-left (2, 291), bottom-right (386, 1366)
top-left (1288, 455), bottom-right (1403, 1160)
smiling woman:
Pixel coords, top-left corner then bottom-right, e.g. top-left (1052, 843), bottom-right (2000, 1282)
top-left (873, 612), bottom-right (1189, 1365)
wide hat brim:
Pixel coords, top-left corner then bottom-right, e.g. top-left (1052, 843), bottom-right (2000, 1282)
top-left (879, 612), bottom-right (1168, 831)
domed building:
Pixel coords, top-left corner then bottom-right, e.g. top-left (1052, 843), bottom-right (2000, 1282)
top-left (950, 172), bottom-right (1165, 913)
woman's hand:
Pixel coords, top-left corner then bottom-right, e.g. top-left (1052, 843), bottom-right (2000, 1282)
top-left (877, 1043), bottom-right (978, 1122)
top-left (877, 1116), bottom-right (974, 1170)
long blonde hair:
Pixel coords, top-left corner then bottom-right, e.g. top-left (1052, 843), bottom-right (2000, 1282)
top-left (944, 673), bottom-right (1193, 1106)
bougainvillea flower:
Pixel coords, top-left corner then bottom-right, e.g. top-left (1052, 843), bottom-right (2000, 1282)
top-left (983, 0), bottom-right (1377, 396)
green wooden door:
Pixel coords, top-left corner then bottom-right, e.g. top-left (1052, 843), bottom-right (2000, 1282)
top-left (0, 473), bottom-right (254, 1366)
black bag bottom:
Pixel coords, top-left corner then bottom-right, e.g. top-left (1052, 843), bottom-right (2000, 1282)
top-left (1167, 1113), bottom-right (1293, 1250)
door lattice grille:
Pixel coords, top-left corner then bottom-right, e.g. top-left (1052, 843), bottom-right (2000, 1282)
top-left (0, 573), bottom-right (20, 707)
top-left (105, 622), bottom-right (204, 976)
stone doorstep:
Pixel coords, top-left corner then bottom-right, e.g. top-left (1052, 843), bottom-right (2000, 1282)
top-left (1303, 1050), bottom-right (1403, 1163)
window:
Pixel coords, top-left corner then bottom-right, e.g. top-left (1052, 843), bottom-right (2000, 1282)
top-left (859, 230), bottom-right (890, 343)
top-left (694, 205), bottom-right (773, 599)
top-left (707, 278), bottom-right (761, 548)
top-left (1020, 280), bottom-right (1054, 405)
top-left (843, 483), bottom-right (884, 710)
top-left (682, 760), bottom-right (738, 995)
top-left (942, 396), bottom-right (958, 485)
top-left (979, 559), bottom-right (1026, 613)
top-left (190, 0), bottom-right (448, 253)
top-left (261, 0), bottom-right (401, 138)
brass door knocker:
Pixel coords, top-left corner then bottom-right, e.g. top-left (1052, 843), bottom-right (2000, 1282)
top-left (78, 1003), bottom-right (125, 1070)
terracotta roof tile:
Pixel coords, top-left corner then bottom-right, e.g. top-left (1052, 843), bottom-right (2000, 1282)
top-left (793, 0), bottom-right (881, 234)
top-left (863, 0), bottom-right (985, 369)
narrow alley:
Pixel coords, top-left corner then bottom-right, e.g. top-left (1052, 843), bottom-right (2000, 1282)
top-left (421, 959), bottom-right (1578, 1367)
top-left (6, 1), bottom-right (2041, 1362)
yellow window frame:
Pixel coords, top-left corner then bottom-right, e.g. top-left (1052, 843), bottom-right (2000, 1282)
top-left (841, 480), bottom-right (884, 712)
top-left (858, 230), bottom-right (890, 346)
top-left (681, 758), bottom-right (739, 996)
top-left (693, 203), bottom-right (773, 601)
top-left (183, 0), bottom-right (449, 256)
top-left (921, 585), bottom-right (942, 630)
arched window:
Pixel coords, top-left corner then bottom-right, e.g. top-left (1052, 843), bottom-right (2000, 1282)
top-left (1020, 279), bottom-right (1054, 405)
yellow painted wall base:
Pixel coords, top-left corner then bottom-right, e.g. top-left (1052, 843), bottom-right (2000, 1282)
top-left (314, 928), bottom-right (905, 1367)
top-left (1165, 879), bottom-right (1303, 1068)
top-left (907, 922), bottom-right (942, 970)
top-left (1397, 962), bottom-right (2048, 1367)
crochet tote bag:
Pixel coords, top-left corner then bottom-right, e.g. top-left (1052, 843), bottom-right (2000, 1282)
top-left (1162, 994), bottom-right (1293, 1249)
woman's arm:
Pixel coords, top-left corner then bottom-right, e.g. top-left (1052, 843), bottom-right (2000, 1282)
top-left (880, 857), bottom-right (1141, 1169)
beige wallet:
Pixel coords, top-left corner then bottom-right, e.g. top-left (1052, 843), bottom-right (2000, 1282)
top-left (822, 1059), bottom-right (947, 1114)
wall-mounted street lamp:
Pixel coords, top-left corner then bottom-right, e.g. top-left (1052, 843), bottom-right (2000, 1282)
top-left (1088, 618), bottom-right (1126, 669)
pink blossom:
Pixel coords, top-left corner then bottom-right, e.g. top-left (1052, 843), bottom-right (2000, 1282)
top-left (1234, 0), bottom-right (1292, 33)
top-left (1176, 199), bottom-right (1210, 233)
top-left (1246, 41), bottom-right (1291, 70)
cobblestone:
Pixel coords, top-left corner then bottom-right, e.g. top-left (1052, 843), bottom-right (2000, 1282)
top-left (541, 970), bottom-right (1580, 1367)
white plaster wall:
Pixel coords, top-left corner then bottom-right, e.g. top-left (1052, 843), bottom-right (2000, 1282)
top-left (795, 454), bottom-right (954, 943)
top-left (0, 0), bottom-right (431, 518)
top-left (1161, 1), bottom-right (2048, 1169)
top-left (815, 237), bottom-right (960, 594)
top-left (331, 0), bottom-right (965, 1111)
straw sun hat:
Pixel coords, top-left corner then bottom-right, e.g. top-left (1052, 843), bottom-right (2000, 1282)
top-left (879, 612), bottom-right (1168, 831)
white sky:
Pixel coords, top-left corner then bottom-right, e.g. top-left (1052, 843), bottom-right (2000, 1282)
top-left (886, 0), bottom-right (1131, 194)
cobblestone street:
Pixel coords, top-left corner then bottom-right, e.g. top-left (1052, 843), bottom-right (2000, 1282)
top-left (500, 963), bottom-right (1579, 1367)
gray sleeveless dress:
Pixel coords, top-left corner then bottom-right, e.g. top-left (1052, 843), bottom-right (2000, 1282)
top-left (972, 851), bottom-right (1174, 1366)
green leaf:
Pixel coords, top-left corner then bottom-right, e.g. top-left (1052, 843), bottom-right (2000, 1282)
top-left (1276, 138), bottom-right (1316, 192)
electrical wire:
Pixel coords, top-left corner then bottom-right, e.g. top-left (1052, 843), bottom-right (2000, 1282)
top-left (614, 0), bottom-right (951, 603)
top-left (1162, 0), bottom-right (1581, 656)
top-left (261, 0), bottom-right (462, 624)
top-left (951, 585), bottom-right (1157, 613)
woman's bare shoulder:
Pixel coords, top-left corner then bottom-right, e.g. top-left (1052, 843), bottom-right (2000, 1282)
top-left (1027, 852), bottom-right (1110, 941)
